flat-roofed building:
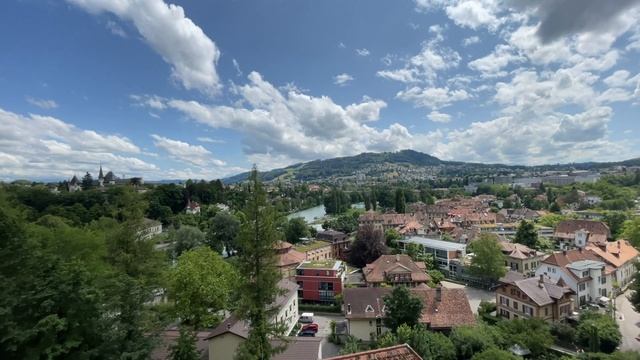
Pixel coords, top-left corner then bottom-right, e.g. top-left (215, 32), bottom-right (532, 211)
top-left (296, 260), bottom-right (346, 303)
top-left (397, 236), bottom-right (466, 270)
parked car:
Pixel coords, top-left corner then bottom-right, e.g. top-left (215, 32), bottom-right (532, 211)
top-left (300, 323), bottom-right (319, 333)
top-left (298, 329), bottom-right (316, 337)
top-left (299, 312), bottom-right (314, 323)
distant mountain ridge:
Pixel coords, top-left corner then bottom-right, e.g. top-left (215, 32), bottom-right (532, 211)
top-left (223, 149), bottom-right (640, 183)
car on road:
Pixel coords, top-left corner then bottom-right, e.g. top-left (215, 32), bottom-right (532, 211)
top-left (300, 323), bottom-right (319, 333)
top-left (298, 329), bottom-right (316, 337)
top-left (299, 312), bottom-right (314, 323)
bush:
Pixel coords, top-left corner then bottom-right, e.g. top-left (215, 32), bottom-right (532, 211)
top-left (551, 322), bottom-right (576, 344)
top-left (478, 300), bottom-right (497, 317)
top-left (299, 303), bottom-right (341, 313)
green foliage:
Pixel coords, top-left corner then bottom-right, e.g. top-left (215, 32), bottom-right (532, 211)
top-left (81, 172), bottom-right (94, 190)
top-left (514, 220), bottom-right (537, 248)
top-left (340, 336), bottom-right (363, 355)
top-left (498, 318), bottom-right (553, 357)
top-left (234, 168), bottom-right (286, 360)
top-left (427, 270), bottom-right (444, 286)
top-left (535, 236), bottom-right (555, 252)
top-left (576, 311), bottom-right (622, 353)
top-left (348, 224), bottom-right (388, 268)
top-left (450, 325), bottom-right (497, 360)
top-left (478, 300), bottom-right (497, 317)
top-left (382, 286), bottom-right (424, 332)
top-left (284, 217), bottom-right (309, 244)
top-left (630, 263), bottom-right (640, 312)
top-left (385, 228), bottom-right (401, 247)
top-left (621, 217), bottom-right (640, 248)
top-left (206, 211), bottom-right (240, 255)
top-left (169, 247), bottom-right (236, 328)
top-left (322, 210), bottom-right (360, 233)
top-left (551, 322), bottom-right (576, 344)
top-left (471, 348), bottom-right (519, 360)
top-left (603, 212), bottom-right (628, 239)
top-left (170, 226), bottom-right (205, 259)
top-left (170, 327), bottom-right (201, 360)
top-left (538, 213), bottom-right (567, 228)
top-left (468, 234), bottom-right (506, 280)
top-left (324, 188), bottom-right (351, 215)
top-left (395, 188), bottom-right (406, 213)
top-left (376, 324), bottom-right (456, 360)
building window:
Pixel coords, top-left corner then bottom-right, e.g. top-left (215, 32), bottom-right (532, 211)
top-left (544, 307), bottom-right (548, 316)
top-left (579, 283), bottom-right (586, 291)
top-left (513, 301), bottom-right (518, 310)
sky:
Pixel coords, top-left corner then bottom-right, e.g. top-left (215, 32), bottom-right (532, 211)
top-left (1, 0), bottom-right (639, 181)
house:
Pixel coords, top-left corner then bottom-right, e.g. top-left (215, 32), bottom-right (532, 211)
top-left (206, 279), bottom-right (315, 360)
top-left (206, 318), bottom-right (322, 360)
top-left (151, 328), bottom-right (210, 360)
top-left (358, 212), bottom-right (416, 231)
top-left (295, 260), bottom-right (346, 303)
top-left (496, 272), bottom-right (574, 322)
top-left (185, 200), bottom-right (201, 215)
top-left (294, 240), bottom-right (333, 261)
top-left (323, 344), bottom-right (422, 360)
top-left (363, 254), bottom-right (430, 287)
top-left (499, 242), bottom-right (545, 276)
top-left (536, 249), bottom-right (615, 307)
top-left (342, 287), bottom-right (475, 341)
top-left (316, 230), bottom-right (350, 260)
top-left (397, 236), bottom-right (467, 271)
top-left (138, 218), bottom-right (162, 240)
top-left (497, 208), bottom-right (540, 223)
top-left (68, 175), bottom-right (81, 192)
top-left (275, 241), bottom-right (306, 278)
top-left (586, 240), bottom-right (639, 291)
top-left (553, 220), bottom-right (611, 249)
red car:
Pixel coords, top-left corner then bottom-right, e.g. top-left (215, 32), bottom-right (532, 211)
top-left (300, 323), bottom-right (319, 333)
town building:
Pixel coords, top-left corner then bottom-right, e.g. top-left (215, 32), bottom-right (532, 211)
top-left (397, 236), bottom-right (466, 271)
top-left (294, 240), bottom-right (333, 261)
top-left (553, 220), bottom-right (611, 249)
top-left (68, 175), bottom-right (81, 192)
top-left (536, 249), bottom-right (615, 307)
top-left (499, 242), bottom-right (545, 276)
top-left (138, 218), bottom-right (162, 240)
top-left (324, 344), bottom-right (422, 360)
top-left (295, 260), bottom-right (346, 303)
top-left (275, 241), bottom-right (306, 278)
top-left (496, 272), bottom-right (574, 322)
top-left (316, 230), bottom-right (350, 260)
top-left (586, 240), bottom-right (639, 291)
top-left (342, 287), bottom-right (475, 341)
top-left (497, 208), bottom-right (540, 223)
top-left (185, 200), bottom-right (201, 215)
top-left (363, 254), bottom-right (430, 287)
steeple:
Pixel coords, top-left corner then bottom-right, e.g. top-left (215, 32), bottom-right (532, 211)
top-left (98, 163), bottom-right (104, 180)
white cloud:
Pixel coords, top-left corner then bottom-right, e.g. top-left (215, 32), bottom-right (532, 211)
top-left (151, 134), bottom-right (226, 167)
top-left (26, 97), bottom-right (58, 109)
top-left (355, 48), bottom-right (370, 56)
top-left (232, 59), bottom-right (243, 77)
top-left (197, 137), bottom-right (226, 144)
top-left (462, 36), bottom-right (480, 46)
top-left (333, 73), bottom-right (354, 86)
top-left (445, 0), bottom-right (502, 31)
top-left (130, 94), bottom-right (167, 110)
top-left (106, 20), bottom-right (127, 37)
top-left (396, 86), bottom-right (470, 110)
top-left (427, 111), bottom-right (452, 123)
top-left (338, 42), bottom-right (346, 48)
top-left (0, 107), bottom-right (156, 180)
top-left (468, 45), bottom-right (524, 78)
top-left (68, 0), bottom-right (222, 94)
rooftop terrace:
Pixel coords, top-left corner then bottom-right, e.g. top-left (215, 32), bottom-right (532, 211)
top-left (297, 259), bottom-right (342, 270)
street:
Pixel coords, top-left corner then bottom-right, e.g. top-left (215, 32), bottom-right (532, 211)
top-left (616, 291), bottom-right (640, 351)
top-left (441, 280), bottom-right (496, 314)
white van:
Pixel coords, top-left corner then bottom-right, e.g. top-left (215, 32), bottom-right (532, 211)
top-left (299, 313), bottom-right (314, 323)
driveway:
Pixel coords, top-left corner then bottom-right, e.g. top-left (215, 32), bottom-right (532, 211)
top-left (299, 313), bottom-right (344, 358)
top-left (441, 280), bottom-right (495, 314)
top-left (616, 291), bottom-right (640, 351)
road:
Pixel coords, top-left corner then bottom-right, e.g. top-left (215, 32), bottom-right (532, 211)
top-left (616, 291), bottom-right (640, 351)
top-left (441, 280), bottom-right (495, 314)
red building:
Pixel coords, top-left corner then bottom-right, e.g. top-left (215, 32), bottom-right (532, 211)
top-left (295, 260), bottom-right (346, 303)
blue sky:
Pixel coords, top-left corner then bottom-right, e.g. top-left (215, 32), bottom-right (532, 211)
top-left (1, 0), bottom-right (639, 181)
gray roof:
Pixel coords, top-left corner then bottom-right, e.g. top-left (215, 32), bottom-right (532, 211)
top-left (507, 275), bottom-right (574, 306)
top-left (399, 236), bottom-right (467, 252)
top-left (567, 259), bottom-right (605, 271)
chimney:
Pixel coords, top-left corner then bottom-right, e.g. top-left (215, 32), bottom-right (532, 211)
top-left (538, 274), bottom-right (544, 288)
top-left (562, 250), bottom-right (567, 256)
top-left (618, 241), bottom-right (621, 249)
top-left (396, 254), bottom-right (400, 262)
top-left (226, 323), bottom-right (231, 330)
top-left (435, 286), bottom-right (442, 302)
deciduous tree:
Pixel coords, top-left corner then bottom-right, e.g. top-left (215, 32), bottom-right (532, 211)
top-left (383, 286), bottom-right (423, 332)
top-left (468, 234), bottom-right (506, 281)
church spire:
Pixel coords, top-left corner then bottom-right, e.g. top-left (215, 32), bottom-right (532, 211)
top-left (98, 163), bottom-right (104, 180)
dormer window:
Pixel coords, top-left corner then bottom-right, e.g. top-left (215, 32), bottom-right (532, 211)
top-left (365, 305), bottom-right (374, 313)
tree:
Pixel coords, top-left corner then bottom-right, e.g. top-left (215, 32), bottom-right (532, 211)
top-left (468, 234), bottom-right (506, 280)
top-left (538, 213), bottom-right (566, 228)
top-left (576, 312), bottom-right (622, 353)
top-left (234, 168), bottom-right (286, 360)
top-left (384, 228), bottom-right (401, 247)
top-left (395, 188), bottom-right (406, 213)
top-left (514, 220), bottom-right (537, 248)
top-left (604, 212), bottom-right (628, 239)
top-left (621, 217), bottom-right (640, 248)
top-left (284, 217), bottom-right (309, 244)
top-left (471, 348), bottom-right (519, 360)
top-left (383, 286), bottom-right (424, 332)
top-left (364, 194), bottom-right (371, 211)
top-left (169, 247), bottom-right (236, 328)
top-left (630, 263), bottom-right (640, 312)
top-left (377, 324), bottom-right (455, 360)
top-left (81, 172), bottom-right (94, 190)
top-left (370, 190), bottom-right (378, 211)
top-left (450, 325), bottom-right (497, 360)
top-left (170, 327), bottom-right (201, 360)
top-left (549, 201), bottom-right (561, 213)
top-left (170, 226), bottom-right (205, 259)
top-left (498, 318), bottom-right (553, 358)
top-left (206, 211), bottom-right (240, 255)
top-left (348, 224), bottom-right (388, 268)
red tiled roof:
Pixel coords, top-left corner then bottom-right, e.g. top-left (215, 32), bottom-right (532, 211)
top-left (554, 220), bottom-right (611, 240)
top-left (586, 240), bottom-right (639, 269)
top-left (363, 255), bottom-right (430, 284)
top-left (323, 344), bottom-right (422, 360)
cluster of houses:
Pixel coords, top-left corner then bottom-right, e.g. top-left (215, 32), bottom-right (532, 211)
top-left (66, 165), bottom-right (143, 192)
